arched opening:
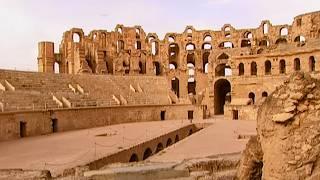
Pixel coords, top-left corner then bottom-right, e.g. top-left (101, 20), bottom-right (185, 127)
top-left (139, 61), bottom-right (146, 74)
top-left (168, 36), bottom-right (175, 43)
top-left (51, 118), bottom-right (58, 133)
top-left (143, 148), bottom-right (152, 160)
top-left (155, 143), bottom-right (164, 153)
top-left (294, 36), bottom-right (306, 43)
top-left (309, 56), bottom-right (316, 72)
top-left (202, 43), bottom-right (212, 50)
top-left (135, 41), bottom-right (142, 49)
top-left (239, 63), bottom-right (244, 76)
top-left (148, 36), bottom-right (155, 43)
top-left (280, 27), bottom-right (288, 36)
top-left (263, 23), bottom-right (269, 34)
top-left (136, 28), bottom-right (140, 39)
top-left (251, 62), bottom-right (257, 76)
top-left (169, 62), bottom-right (177, 70)
top-left (219, 42), bottom-right (234, 49)
top-left (203, 35), bottom-right (212, 42)
top-left (186, 43), bottom-right (195, 51)
top-left (214, 79), bottom-right (231, 115)
top-left (187, 63), bottom-right (196, 95)
top-left (54, 62), bottom-right (60, 74)
top-left (187, 28), bottom-right (193, 34)
top-left (244, 32), bottom-right (253, 39)
top-left (275, 38), bottom-right (287, 45)
top-left (169, 43), bottom-right (179, 68)
top-left (203, 52), bottom-right (210, 73)
top-left (166, 138), bottom-right (172, 147)
top-left (151, 41), bottom-right (159, 55)
top-left (259, 40), bottom-right (269, 47)
top-left (279, 60), bottom-right (286, 74)
top-left (241, 39), bottom-right (251, 47)
top-left (72, 33), bottom-right (80, 43)
top-left (187, 53), bottom-right (195, 65)
top-left (217, 53), bottom-right (229, 60)
top-left (265, 60), bottom-right (272, 75)
top-left (215, 64), bottom-right (232, 77)
top-left (117, 40), bottom-right (124, 53)
top-left (129, 153), bottom-right (139, 162)
top-left (249, 92), bottom-right (255, 105)
top-left (225, 33), bottom-right (231, 38)
top-left (294, 58), bottom-right (301, 71)
top-left (153, 61), bottom-right (161, 75)
top-left (117, 27), bottom-right (123, 34)
top-left (171, 77), bottom-right (180, 98)
top-left (262, 91), bottom-right (268, 97)
top-left (175, 135), bottom-right (180, 143)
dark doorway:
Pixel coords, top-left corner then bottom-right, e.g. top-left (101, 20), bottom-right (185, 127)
top-left (153, 62), bottom-right (161, 75)
top-left (143, 148), bottom-right (152, 160)
top-left (129, 153), bottom-right (139, 162)
top-left (233, 110), bottom-right (239, 120)
top-left (214, 79), bottom-right (231, 115)
top-left (188, 111), bottom-right (194, 120)
top-left (52, 118), bottom-right (58, 133)
top-left (171, 77), bottom-right (180, 98)
top-left (249, 92), bottom-right (255, 105)
top-left (20, 121), bottom-right (27, 138)
top-left (155, 143), bottom-right (164, 153)
top-left (160, 111), bottom-right (166, 121)
top-left (188, 81), bottom-right (196, 95)
top-left (166, 138), bottom-right (172, 147)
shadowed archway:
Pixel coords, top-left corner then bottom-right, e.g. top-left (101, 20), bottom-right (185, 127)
top-left (214, 79), bottom-right (231, 115)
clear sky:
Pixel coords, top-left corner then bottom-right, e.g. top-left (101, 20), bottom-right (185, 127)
top-left (0, 0), bottom-right (319, 71)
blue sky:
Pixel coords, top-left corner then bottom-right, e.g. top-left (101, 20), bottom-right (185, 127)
top-left (0, 0), bottom-right (319, 71)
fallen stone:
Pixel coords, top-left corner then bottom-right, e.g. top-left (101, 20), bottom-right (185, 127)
top-left (290, 92), bottom-right (304, 101)
top-left (272, 113), bottom-right (295, 123)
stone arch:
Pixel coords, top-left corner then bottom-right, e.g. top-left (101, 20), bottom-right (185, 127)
top-left (169, 62), bottom-right (177, 70)
top-left (309, 56), bottom-right (316, 72)
top-left (186, 43), bottom-right (195, 51)
top-left (294, 35), bottom-right (306, 43)
top-left (239, 63), bottom-right (244, 76)
top-left (203, 34), bottom-right (212, 42)
top-left (151, 41), bottom-right (159, 55)
top-left (72, 33), bottom-right (81, 43)
top-left (214, 79), bottom-right (231, 115)
top-left (203, 52), bottom-right (210, 73)
top-left (244, 31), bottom-right (253, 39)
top-left (202, 43), bottom-right (212, 50)
top-left (143, 148), bottom-right (152, 160)
top-left (219, 42), bottom-right (234, 49)
top-left (294, 58), bottom-right (301, 71)
top-left (215, 64), bottom-right (232, 77)
top-left (279, 59), bottom-right (286, 74)
top-left (251, 62), bottom-right (257, 75)
top-left (171, 77), bottom-right (180, 98)
top-left (168, 35), bottom-right (175, 43)
top-left (155, 143), bottom-right (164, 153)
top-left (259, 40), bottom-right (269, 47)
top-left (129, 153), bottom-right (139, 162)
top-left (263, 23), bottom-right (269, 34)
top-left (265, 60), bottom-right (272, 75)
top-left (280, 27), bottom-right (288, 36)
top-left (217, 52), bottom-right (230, 60)
top-left (275, 38), bottom-right (287, 44)
top-left (187, 63), bottom-right (196, 95)
top-left (169, 43), bottom-right (179, 68)
top-left (249, 92), bottom-right (255, 104)
top-left (166, 138), bottom-right (172, 147)
top-left (262, 91), bottom-right (268, 97)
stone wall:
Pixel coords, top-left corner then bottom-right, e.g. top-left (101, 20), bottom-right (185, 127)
top-left (0, 104), bottom-right (202, 142)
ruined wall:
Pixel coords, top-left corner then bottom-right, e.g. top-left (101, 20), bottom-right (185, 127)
top-left (0, 104), bottom-right (201, 141)
top-left (38, 11), bottom-right (320, 118)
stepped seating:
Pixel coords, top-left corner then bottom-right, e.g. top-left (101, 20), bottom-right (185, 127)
top-left (0, 69), bottom-right (171, 112)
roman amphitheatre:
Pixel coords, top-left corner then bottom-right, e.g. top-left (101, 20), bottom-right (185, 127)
top-left (0, 10), bottom-right (320, 180)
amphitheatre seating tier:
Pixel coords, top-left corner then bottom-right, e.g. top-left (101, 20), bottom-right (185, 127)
top-left (0, 70), bottom-right (171, 112)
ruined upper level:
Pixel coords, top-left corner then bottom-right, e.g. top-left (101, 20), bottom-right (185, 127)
top-left (37, 11), bottom-right (320, 75)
